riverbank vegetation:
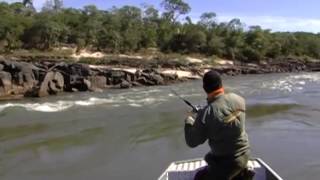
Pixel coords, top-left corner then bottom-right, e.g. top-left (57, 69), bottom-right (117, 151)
top-left (1, 0), bottom-right (320, 62)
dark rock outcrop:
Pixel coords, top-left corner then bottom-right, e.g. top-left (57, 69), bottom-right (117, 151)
top-left (0, 59), bottom-right (186, 100)
top-left (1, 58), bottom-right (320, 100)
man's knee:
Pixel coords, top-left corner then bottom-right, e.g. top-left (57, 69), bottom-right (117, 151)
top-left (194, 167), bottom-right (209, 180)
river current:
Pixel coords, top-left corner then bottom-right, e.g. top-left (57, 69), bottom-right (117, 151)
top-left (1, 72), bottom-right (320, 180)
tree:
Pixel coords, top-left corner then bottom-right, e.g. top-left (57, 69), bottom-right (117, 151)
top-left (242, 26), bottom-right (271, 61)
top-left (53, 0), bottom-right (63, 11)
top-left (141, 5), bottom-right (159, 48)
top-left (161, 0), bottom-right (190, 22)
top-left (157, 18), bottom-right (175, 51)
top-left (97, 29), bottom-right (121, 52)
top-left (206, 35), bottom-right (225, 56)
top-left (42, 0), bottom-right (63, 12)
top-left (2, 0), bottom-right (320, 61)
top-left (198, 12), bottom-right (217, 29)
top-left (114, 6), bottom-right (143, 51)
top-left (22, 0), bottom-right (35, 10)
top-left (22, 14), bottom-right (62, 49)
top-left (225, 19), bottom-right (245, 60)
top-left (79, 5), bottom-right (104, 48)
top-left (0, 2), bottom-right (32, 51)
top-left (42, 0), bottom-right (53, 11)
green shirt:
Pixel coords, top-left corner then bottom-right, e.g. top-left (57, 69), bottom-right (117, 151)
top-left (185, 93), bottom-right (250, 157)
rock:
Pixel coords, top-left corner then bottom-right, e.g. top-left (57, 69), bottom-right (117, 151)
top-left (73, 76), bottom-right (90, 91)
top-left (120, 80), bottom-right (131, 89)
top-left (149, 73), bottom-right (164, 85)
top-left (0, 71), bottom-right (12, 96)
top-left (112, 70), bottom-right (126, 85)
top-left (22, 71), bottom-right (37, 89)
top-left (83, 79), bottom-right (91, 91)
top-left (49, 72), bottom-right (64, 94)
top-left (63, 75), bottom-right (89, 92)
top-left (106, 77), bottom-right (112, 85)
top-left (124, 72), bottom-right (135, 82)
top-left (71, 88), bottom-right (79, 92)
top-left (137, 76), bottom-right (155, 86)
top-left (37, 71), bottom-right (65, 97)
top-left (1, 60), bottom-right (17, 72)
top-left (111, 70), bottom-right (125, 78)
top-left (142, 68), bottom-right (158, 74)
top-left (0, 59), bottom-right (209, 100)
top-left (132, 81), bottom-right (143, 87)
top-left (69, 63), bottom-right (91, 76)
top-left (88, 76), bottom-right (107, 89)
top-left (161, 73), bottom-right (178, 81)
top-left (38, 72), bottom-right (54, 97)
top-left (140, 72), bottom-right (151, 79)
top-left (1, 61), bottom-right (38, 93)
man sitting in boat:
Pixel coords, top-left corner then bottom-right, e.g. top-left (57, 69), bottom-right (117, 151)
top-left (184, 70), bottom-right (250, 180)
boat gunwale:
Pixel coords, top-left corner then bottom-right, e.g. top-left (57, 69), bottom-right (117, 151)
top-left (256, 158), bottom-right (284, 180)
top-left (158, 158), bottom-right (284, 180)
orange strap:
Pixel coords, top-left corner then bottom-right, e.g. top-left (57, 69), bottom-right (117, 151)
top-left (207, 87), bottom-right (224, 99)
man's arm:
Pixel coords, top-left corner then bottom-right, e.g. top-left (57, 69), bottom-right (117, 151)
top-left (184, 108), bottom-right (207, 148)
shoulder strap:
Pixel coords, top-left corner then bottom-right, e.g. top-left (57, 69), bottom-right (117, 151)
top-left (223, 109), bottom-right (245, 124)
top-left (200, 105), bottom-right (211, 124)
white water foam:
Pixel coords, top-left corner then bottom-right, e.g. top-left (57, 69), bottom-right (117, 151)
top-left (262, 73), bottom-right (320, 92)
top-left (0, 90), bottom-right (173, 112)
top-left (0, 97), bottom-right (123, 113)
top-left (125, 97), bottom-right (168, 107)
top-left (0, 102), bottom-right (74, 113)
top-left (74, 97), bottom-right (116, 106)
top-left (128, 103), bottom-right (143, 107)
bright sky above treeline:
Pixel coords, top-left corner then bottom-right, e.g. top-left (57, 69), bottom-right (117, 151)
top-left (2, 0), bottom-right (320, 33)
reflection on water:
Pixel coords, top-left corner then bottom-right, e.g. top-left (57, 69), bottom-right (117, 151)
top-left (130, 111), bottom-right (182, 144)
top-left (0, 124), bottom-right (48, 142)
top-left (6, 127), bottom-right (104, 155)
top-left (247, 103), bottom-right (300, 119)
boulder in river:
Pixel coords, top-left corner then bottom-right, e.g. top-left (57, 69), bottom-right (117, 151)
top-left (88, 75), bottom-right (107, 90)
top-left (149, 73), bottom-right (164, 85)
top-left (35, 71), bottom-right (65, 97)
top-left (0, 71), bottom-right (12, 96)
top-left (120, 79), bottom-right (131, 89)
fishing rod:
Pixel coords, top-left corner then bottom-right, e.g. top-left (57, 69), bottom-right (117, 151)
top-left (171, 89), bottom-right (200, 113)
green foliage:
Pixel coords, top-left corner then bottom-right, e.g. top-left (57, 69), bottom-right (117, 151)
top-left (42, 0), bottom-right (63, 12)
top-left (1, 0), bottom-right (320, 62)
top-left (22, 13), bottom-right (63, 49)
top-left (161, 0), bottom-right (191, 22)
top-left (198, 12), bottom-right (217, 29)
top-left (0, 2), bottom-right (33, 51)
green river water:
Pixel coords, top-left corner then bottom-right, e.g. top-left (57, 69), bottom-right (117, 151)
top-left (1, 72), bottom-right (320, 180)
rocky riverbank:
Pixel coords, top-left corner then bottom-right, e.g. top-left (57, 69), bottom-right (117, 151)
top-left (0, 56), bottom-right (320, 101)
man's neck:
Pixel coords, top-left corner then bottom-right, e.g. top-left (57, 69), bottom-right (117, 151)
top-left (207, 87), bottom-right (224, 102)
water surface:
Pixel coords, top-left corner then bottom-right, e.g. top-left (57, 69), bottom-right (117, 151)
top-left (1, 72), bottom-right (320, 180)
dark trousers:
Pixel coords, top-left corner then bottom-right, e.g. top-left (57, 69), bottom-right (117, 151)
top-left (194, 152), bottom-right (249, 180)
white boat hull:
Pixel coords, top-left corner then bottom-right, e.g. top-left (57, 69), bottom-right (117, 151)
top-left (158, 158), bottom-right (283, 180)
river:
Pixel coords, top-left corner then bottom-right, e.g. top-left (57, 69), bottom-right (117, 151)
top-left (1, 72), bottom-right (320, 180)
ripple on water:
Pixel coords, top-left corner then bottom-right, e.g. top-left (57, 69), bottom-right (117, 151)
top-left (0, 123), bottom-right (49, 142)
top-left (247, 103), bottom-right (301, 119)
top-left (5, 127), bottom-right (104, 155)
top-left (129, 111), bottom-right (182, 145)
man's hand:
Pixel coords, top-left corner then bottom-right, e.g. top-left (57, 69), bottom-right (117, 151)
top-left (185, 111), bottom-right (196, 125)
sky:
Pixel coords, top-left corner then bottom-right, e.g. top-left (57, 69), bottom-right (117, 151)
top-left (2, 0), bottom-right (320, 33)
